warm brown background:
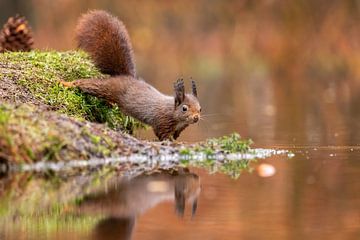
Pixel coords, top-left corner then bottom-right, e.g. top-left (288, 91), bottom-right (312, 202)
top-left (1, 0), bottom-right (360, 145)
top-left (0, 1), bottom-right (359, 239)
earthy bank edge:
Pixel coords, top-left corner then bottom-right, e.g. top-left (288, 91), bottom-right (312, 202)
top-left (0, 51), bottom-right (252, 164)
top-left (0, 102), bottom-right (251, 164)
top-left (0, 103), bottom-right (170, 163)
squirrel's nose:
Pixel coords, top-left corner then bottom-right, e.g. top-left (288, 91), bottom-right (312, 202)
top-left (193, 115), bottom-right (199, 123)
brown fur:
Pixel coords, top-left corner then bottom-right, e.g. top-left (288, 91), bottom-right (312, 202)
top-left (76, 10), bottom-right (136, 77)
top-left (67, 10), bottom-right (201, 140)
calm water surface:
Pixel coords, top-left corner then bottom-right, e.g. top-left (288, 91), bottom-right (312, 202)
top-left (1, 142), bottom-right (359, 240)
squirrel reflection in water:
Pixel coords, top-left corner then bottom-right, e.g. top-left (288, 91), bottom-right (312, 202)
top-left (77, 168), bottom-right (201, 240)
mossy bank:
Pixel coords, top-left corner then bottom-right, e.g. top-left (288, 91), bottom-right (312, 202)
top-left (0, 51), bottom-right (253, 166)
top-left (0, 50), bottom-right (142, 132)
top-left (0, 103), bottom-right (165, 163)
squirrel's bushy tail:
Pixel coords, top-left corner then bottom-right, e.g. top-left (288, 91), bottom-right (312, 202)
top-left (76, 10), bottom-right (136, 77)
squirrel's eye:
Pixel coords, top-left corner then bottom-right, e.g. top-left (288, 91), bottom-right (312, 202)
top-left (182, 105), bottom-right (189, 112)
top-left (199, 108), bottom-right (202, 112)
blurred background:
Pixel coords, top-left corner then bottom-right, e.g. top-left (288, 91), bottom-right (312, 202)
top-left (1, 1), bottom-right (360, 240)
top-left (1, 0), bottom-right (360, 145)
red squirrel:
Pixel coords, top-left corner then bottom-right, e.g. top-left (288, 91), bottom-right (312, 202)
top-left (62, 10), bottom-right (201, 141)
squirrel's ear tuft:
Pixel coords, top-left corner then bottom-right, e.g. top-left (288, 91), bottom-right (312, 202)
top-left (191, 79), bottom-right (197, 97)
top-left (174, 78), bottom-right (185, 107)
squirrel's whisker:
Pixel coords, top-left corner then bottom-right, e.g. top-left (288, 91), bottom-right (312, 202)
top-left (199, 118), bottom-right (211, 131)
top-left (199, 116), bottom-right (209, 122)
top-left (201, 113), bottom-right (223, 117)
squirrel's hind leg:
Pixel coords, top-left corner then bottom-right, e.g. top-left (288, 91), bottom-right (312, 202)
top-left (59, 80), bottom-right (76, 88)
top-left (60, 78), bottom-right (122, 104)
top-left (59, 79), bottom-right (95, 89)
top-left (59, 79), bottom-right (90, 88)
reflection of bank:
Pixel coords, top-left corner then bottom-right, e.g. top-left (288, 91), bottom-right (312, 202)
top-left (76, 168), bottom-right (201, 240)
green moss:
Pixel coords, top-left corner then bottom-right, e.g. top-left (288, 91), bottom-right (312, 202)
top-left (0, 50), bottom-right (144, 132)
top-left (179, 148), bottom-right (191, 156)
top-left (178, 133), bottom-right (254, 178)
top-left (0, 103), bottom-right (124, 163)
top-left (178, 133), bottom-right (253, 159)
top-left (0, 106), bottom-right (10, 124)
top-left (219, 159), bottom-right (254, 178)
top-left (185, 133), bottom-right (253, 155)
top-left (204, 133), bottom-right (253, 153)
top-left (180, 157), bottom-right (254, 179)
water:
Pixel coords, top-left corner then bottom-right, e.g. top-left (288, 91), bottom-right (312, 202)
top-left (0, 146), bottom-right (359, 239)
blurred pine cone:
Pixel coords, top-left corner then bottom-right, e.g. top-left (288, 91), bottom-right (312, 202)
top-left (0, 14), bottom-right (34, 53)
